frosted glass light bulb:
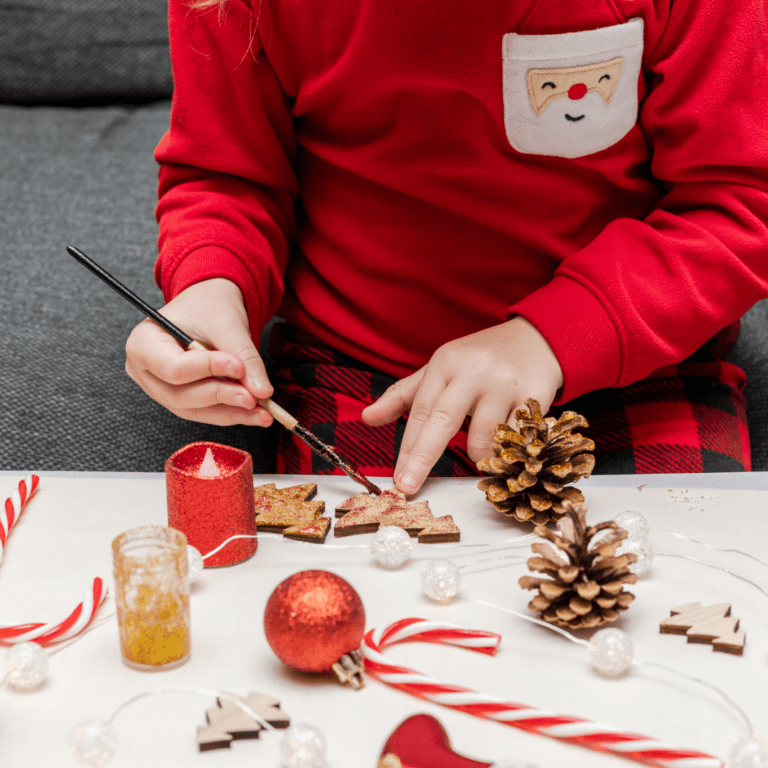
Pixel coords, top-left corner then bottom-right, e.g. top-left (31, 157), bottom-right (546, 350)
top-left (68, 718), bottom-right (118, 767)
top-left (729, 734), bottom-right (768, 768)
top-left (4, 641), bottom-right (48, 691)
top-left (280, 723), bottom-right (327, 768)
top-left (613, 510), bottom-right (650, 540)
top-left (421, 560), bottom-right (461, 603)
top-left (618, 537), bottom-right (654, 577)
top-left (588, 627), bottom-right (634, 678)
top-left (371, 526), bottom-right (413, 568)
top-left (186, 544), bottom-right (205, 583)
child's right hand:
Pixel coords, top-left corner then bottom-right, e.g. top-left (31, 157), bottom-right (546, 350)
top-left (124, 278), bottom-right (274, 427)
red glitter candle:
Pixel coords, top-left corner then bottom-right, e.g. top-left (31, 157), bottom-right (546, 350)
top-left (165, 442), bottom-right (256, 567)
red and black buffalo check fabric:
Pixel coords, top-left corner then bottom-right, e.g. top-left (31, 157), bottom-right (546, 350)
top-left (269, 323), bottom-right (750, 477)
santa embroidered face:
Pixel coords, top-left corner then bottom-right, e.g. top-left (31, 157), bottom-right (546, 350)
top-left (502, 18), bottom-right (644, 158)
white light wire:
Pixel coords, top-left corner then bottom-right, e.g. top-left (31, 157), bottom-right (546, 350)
top-left (471, 596), bottom-right (754, 737)
top-left (106, 686), bottom-right (276, 731)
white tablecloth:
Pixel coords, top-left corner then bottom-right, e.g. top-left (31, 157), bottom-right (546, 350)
top-left (2, 471), bottom-right (767, 768)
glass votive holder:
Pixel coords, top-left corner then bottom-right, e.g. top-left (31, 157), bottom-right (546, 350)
top-left (165, 441), bottom-right (256, 567)
top-left (112, 525), bottom-right (191, 671)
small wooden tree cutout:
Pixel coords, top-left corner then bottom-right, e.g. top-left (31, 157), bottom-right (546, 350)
top-left (254, 483), bottom-right (332, 543)
top-left (660, 602), bottom-right (745, 655)
top-left (335, 489), bottom-right (460, 543)
top-left (197, 691), bottom-right (290, 751)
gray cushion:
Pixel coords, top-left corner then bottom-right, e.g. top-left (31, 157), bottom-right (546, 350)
top-left (0, 0), bottom-right (172, 104)
top-left (728, 300), bottom-right (768, 471)
top-left (0, 102), bottom-right (277, 473)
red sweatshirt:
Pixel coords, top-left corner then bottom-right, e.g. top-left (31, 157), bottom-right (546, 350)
top-left (155, 0), bottom-right (768, 403)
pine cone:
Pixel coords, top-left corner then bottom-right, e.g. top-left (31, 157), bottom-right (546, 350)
top-left (476, 398), bottom-right (595, 525)
top-left (518, 502), bottom-right (637, 629)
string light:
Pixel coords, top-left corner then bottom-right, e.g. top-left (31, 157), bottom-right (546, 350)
top-left (3, 641), bottom-right (49, 691)
top-left (421, 560), bottom-right (462, 603)
top-left (280, 723), bottom-right (328, 768)
top-left (67, 686), bottom-right (326, 768)
top-left (370, 526), bottom-right (413, 568)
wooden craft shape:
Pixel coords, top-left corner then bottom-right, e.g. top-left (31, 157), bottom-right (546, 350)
top-left (335, 489), bottom-right (460, 543)
top-left (253, 483), bottom-right (331, 543)
top-left (659, 602), bottom-right (745, 655)
top-left (197, 691), bottom-right (290, 751)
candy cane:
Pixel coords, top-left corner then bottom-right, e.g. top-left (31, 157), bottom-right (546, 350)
top-left (1, 474), bottom-right (40, 566)
top-left (0, 476), bottom-right (109, 646)
top-left (362, 618), bottom-right (723, 768)
top-left (0, 577), bottom-right (109, 646)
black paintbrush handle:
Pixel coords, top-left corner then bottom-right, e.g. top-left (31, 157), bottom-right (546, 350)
top-left (66, 245), bottom-right (196, 348)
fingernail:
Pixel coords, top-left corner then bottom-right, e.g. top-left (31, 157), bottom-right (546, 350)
top-left (250, 377), bottom-right (270, 394)
top-left (399, 472), bottom-right (417, 492)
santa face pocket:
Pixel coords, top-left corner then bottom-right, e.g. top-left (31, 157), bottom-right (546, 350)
top-left (502, 18), bottom-right (644, 158)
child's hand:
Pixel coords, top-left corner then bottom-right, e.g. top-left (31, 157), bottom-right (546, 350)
top-left (124, 278), bottom-right (274, 426)
top-left (362, 317), bottom-right (563, 495)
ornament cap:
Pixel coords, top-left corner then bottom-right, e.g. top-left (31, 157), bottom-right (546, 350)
top-left (331, 649), bottom-right (365, 690)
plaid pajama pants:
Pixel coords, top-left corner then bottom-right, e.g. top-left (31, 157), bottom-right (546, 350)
top-left (269, 323), bottom-right (750, 477)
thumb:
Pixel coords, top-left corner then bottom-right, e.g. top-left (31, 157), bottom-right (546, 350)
top-left (230, 327), bottom-right (274, 401)
top-left (202, 318), bottom-right (274, 401)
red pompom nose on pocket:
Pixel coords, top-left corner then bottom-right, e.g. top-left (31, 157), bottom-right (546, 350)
top-left (568, 83), bottom-right (588, 100)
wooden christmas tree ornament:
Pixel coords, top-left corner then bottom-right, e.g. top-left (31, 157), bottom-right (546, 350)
top-left (197, 691), bottom-right (290, 751)
top-left (660, 603), bottom-right (745, 655)
top-left (335, 489), bottom-right (460, 543)
top-left (519, 502), bottom-right (637, 629)
top-left (477, 398), bottom-right (595, 526)
top-left (253, 483), bottom-right (332, 543)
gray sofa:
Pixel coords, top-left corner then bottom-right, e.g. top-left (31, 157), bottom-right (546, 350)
top-left (2, 0), bottom-right (766, 474)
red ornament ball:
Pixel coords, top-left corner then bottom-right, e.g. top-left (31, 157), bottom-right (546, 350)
top-left (264, 570), bottom-right (366, 673)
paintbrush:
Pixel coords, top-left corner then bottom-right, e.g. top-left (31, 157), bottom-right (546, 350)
top-left (66, 245), bottom-right (383, 496)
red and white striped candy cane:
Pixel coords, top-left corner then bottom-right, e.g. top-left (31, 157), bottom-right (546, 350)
top-left (362, 618), bottom-right (723, 768)
top-left (0, 577), bottom-right (108, 646)
top-left (1, 473), bottom-right (40, 566)
top-left (0, 476), bottom-right (109, 646)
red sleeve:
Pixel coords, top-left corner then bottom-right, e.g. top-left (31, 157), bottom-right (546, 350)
top-left (154, 0), bottom-right (297, 337)
top-left (511, 1), bottom-right (768, 403)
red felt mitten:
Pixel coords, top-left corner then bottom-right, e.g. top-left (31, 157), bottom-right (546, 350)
top-left (378, 714), bottom-right (491, 768)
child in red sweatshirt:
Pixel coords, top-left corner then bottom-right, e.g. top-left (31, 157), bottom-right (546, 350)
top-left (126, 0), bottom-right (768, 492)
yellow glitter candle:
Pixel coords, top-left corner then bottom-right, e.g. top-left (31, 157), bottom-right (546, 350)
top-left (112, 526), bottom-right (191, 671)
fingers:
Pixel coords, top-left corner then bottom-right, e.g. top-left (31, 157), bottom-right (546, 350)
top-left (393, 370), bottom-right (472, 495)
top-left (125, 312), bottom-right (274, 428)
top-left (361, 369), bottom-right (424, 427)
top-left (127, 324), bottom-right (240, 384)
top-left (385, 318), bottom-right (565, 494)
top-left (128, 364), bottom-right (272, 425)
top-left (464, 398), bottom-right (519, 463)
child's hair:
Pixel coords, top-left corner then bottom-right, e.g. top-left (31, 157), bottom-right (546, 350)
top-left (188, 0), bottom-right (228, 8)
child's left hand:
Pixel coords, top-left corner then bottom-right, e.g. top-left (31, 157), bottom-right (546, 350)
top-left (362, 317), bottom-right (564, 495)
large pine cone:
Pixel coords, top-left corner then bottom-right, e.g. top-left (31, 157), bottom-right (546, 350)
top-left (518, 502), bottom-right (637, 629)
top-left (476, 398), bottom-right (595, 526)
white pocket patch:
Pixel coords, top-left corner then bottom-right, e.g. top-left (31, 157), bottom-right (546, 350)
top-left (502, 18), bottom-right (644, 158)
